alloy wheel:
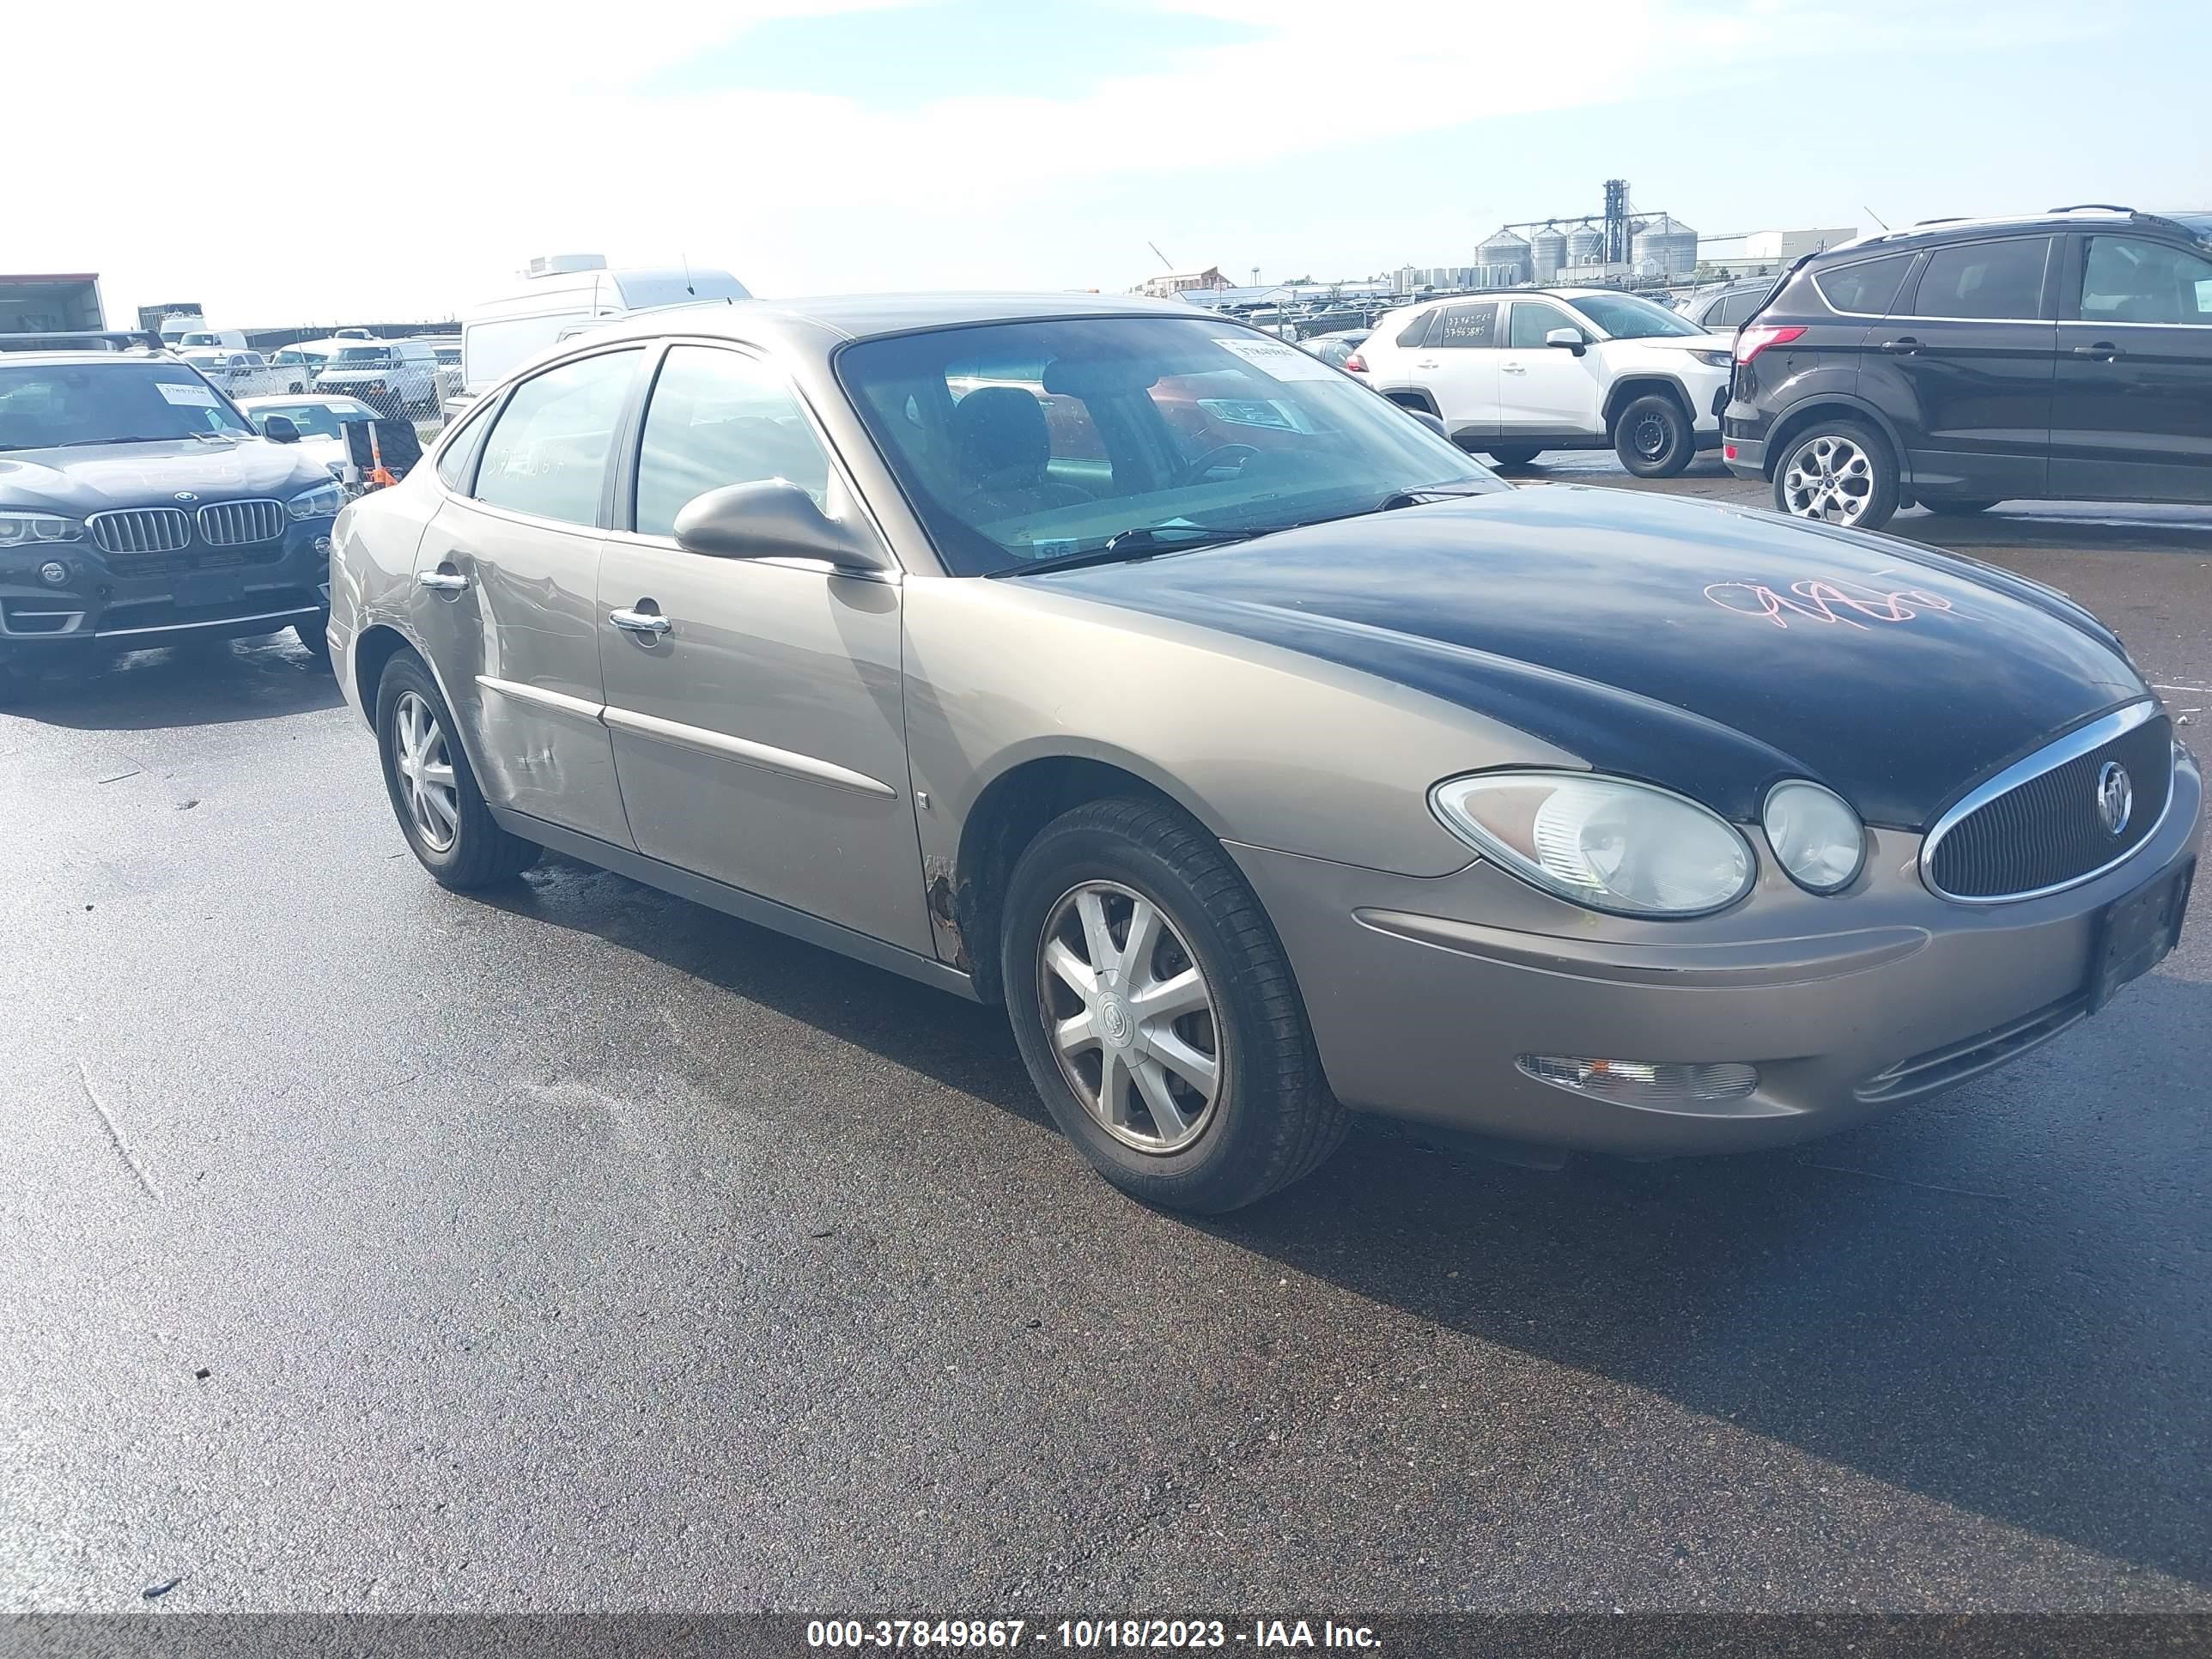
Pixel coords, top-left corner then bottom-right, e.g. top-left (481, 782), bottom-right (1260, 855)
top-left (1036, 879), bottom-right (1222, 1154)
top-left (1782, 434), bottom-right (1875, 525)
top-left (392, 690), bottom-right (459, 853)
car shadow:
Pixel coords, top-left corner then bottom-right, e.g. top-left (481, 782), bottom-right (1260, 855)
top-left (5, 632), bottom-right (343, 732)
top-left (477, 850), bottom-right (2211, 1587)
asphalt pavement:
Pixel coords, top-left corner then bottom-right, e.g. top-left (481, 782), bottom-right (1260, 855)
top-left (3, 470), bottom-right (2209, 1615)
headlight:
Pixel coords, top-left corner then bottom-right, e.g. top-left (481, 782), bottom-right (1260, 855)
top-left (0, 509), bottom-right (87, 547)
top-left (1431, 771), bottom-right (1756, 917)
top-left (1691, 349), bottom-right (1733, 368)
top-left (287, 482), bottom-right (345, 521)
top-left (1762, 780), bottom-right (1865, 894)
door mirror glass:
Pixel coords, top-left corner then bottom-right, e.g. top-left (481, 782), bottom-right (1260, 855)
top-left (672, 480), bottom-right (891, 572)
top-left (263, 415), bottom-right (301, 443)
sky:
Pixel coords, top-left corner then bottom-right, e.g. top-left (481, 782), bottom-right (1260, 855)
top-left (15, 0), bottom-right (2209, 329)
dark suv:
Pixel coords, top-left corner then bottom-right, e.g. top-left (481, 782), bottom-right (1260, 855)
top-left (1723, 206), bottom-right (2212, 529)
top-left (0, 349), bottom-right (343, 694)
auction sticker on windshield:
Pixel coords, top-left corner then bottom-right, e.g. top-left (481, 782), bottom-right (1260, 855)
top-left (157, 382), bottom-right (220, 406)
top-left (1212, 337), bottom-right (1335, 380)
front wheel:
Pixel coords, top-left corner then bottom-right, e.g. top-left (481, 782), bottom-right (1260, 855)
top-left (1773, 419), bottom-right (1899, 531)
top-left (374, 653), bottom-right (538, 890)
top-left (1001, 798), bottom-right (1345, 1213)
top-left (1613, 393), bottom-right (1695, 477)
top-left (294, 612), bottom-right (331, 667)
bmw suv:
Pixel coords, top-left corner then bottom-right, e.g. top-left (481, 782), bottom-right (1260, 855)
top-left (0, 349), bottom-right (344, 694)
top-left (1723, 205), bottom-right (2212, 529)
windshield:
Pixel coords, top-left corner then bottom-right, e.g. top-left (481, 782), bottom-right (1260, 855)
top-left (0, 362), bottom-right (253, 450)
top-left (273, 349), bottom-right (327, 367)
top-left (837, 316), bottom-right (1501, 576)
top-left (249, 400), bottom-right (369, 439)
top-left (335, 346), bottom-right (393, 364)
top-left (1571, 292), bottom-right (1705, 339)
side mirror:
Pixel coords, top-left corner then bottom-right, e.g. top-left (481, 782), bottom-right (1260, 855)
top-left (1406, 408), bottom-right (1448, 439)
top-left (263, 416), bottom-right (301, 443)
top-left (672, 480), bottom-right (894, 574)
top-left (1545, 328), bottom-right (1588, 356)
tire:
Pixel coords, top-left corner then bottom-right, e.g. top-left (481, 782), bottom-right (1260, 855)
top-left (0, 660), bottom-right (45, 706)
top-left (1485, 444), bottom-right (1542, 468)
top-left (1771, 418), bottom-right (1900, 531)
top-left (1923, 498), bottom-right (1998, 517)
top-left (1000, 797), bottom-right (1346, 1213)
top-left (1612, 393), bottom-right (1696, 477)
top-left (374, 652), bottom-right (538, 890)
top-left (294, 614), bottom-right (331, 666)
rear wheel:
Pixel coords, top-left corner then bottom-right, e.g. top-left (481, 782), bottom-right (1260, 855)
top-left (1613, 393), bottom-right (1695, 477)
top-left (1485, 444), bottom-right (1542, 468)
top-left (1923, 497), bottom-right (1998, 517)
top-left (374, 653), bottom-right (538, 889)
top-left (1001, 798), bottom-right (1345, 1213)
top-left (1773, 419), bottom-right (1899, 530)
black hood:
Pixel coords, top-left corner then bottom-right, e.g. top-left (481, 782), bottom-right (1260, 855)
top-left (1042, 487), bottom-right (2149, 830)
top-left (0, 437), bottom-right (330, 515)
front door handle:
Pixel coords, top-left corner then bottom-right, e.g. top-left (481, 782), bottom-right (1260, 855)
top-left (1879, 337), bottom-right (1923, 354)
top-left (1501, 362), bottom-right (1528, 374)
top-left (416, 568), bottom-right (469, 592)
top-left (2072, 342), bottom-right (2124, 360)
top-left (608, 606), bottom-right (672, 636)
top-left (1414, 358), bottom-right (1441, 368)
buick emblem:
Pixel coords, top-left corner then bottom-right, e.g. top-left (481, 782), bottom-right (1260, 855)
top-left (173, 491), bottom-right (198, 502)
top-left (2096, 761), bottom-right (2133, 836)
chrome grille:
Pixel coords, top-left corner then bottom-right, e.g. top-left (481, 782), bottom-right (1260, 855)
top-left (196, 498), bottom-right (285, 546)
top-left (88, 507), bottom-right (191, 555)
top-left (1924, 704), bottom-right (2173, 902)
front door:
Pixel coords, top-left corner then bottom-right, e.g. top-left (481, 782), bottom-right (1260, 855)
top-left (1878, 234), bottom-right (2057, 501)
top-left (2051, 232), bottom-right (2212, 503)
top-left (596, 342), bottom-right (933, 955)
top-left (1408, 301), bottom-right (1503, 442)
top-left (1498, 299), bottom-right (1603, 436)
top-left (410, 345), bottom-right (643, 848)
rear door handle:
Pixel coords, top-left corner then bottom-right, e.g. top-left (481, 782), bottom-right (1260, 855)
top-left (1501, 362), bottom-right (1527, 374)
top-left (2072, 342), bottom-right (2124, 360)
top-left (1879, 337), bottom-right (1923, 354)
top-left (608, 606), bottom-right (671, 636)
top-left (416, 568), bottom-right (469, 592)
top-left (1414, 358), bottom-right (1441, 368)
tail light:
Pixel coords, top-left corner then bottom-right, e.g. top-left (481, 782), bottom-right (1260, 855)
top-left (1343, 352), bottom-right (1368, 374)
top-left (1735, 325), bottom-right (1806, 365)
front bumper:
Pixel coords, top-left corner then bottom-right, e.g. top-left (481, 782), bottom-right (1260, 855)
top-left (0, 519), bottom-right (333, 663)
top-left (1229, 749), bottom-right (2202, 1157)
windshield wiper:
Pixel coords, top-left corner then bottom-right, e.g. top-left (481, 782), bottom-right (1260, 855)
top-left (988, 523), bottom-right (1267, 578)
top-left (51, 434), bottom-right (185, 447)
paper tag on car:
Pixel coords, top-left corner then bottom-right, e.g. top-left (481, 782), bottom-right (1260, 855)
top-left (1212, 337), bottom-right (1334, 381)
top-left (156, 382), bottom-right (220, 407)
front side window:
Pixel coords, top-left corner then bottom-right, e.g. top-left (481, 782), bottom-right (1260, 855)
top-left (838, 316), bottom-right (1499, 577)
top-left (1907, 239), bottom-right (2050, 319)
top-left (2080, 236), bottom-right (2212, 325)
top-left (471, 349), bottom-right (639, 526)
top-left (0, 362), bottom-right (252, 451)
top-left (1431, 303), bottom-right (1499, 348)
top-left (1813, 252), bottom-right (1917, 315)
top-left (1509, 301), bottom-right (1578, 349)
top-left (1566, 292), bottom-right (1702, 339)
top-left (634, 346), bottom-right (832, 539)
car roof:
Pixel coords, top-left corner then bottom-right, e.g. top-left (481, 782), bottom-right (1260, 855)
top-left (238, 392), bottom-right (368, 407)
top-left (1818, 206), bottom-right (2212, 260)
top-left (0, 349), bottom-right (173, 368)
top-left (588, 290), bottom-right (1212, 351)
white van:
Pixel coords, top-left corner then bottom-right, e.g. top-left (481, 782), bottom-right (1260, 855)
top-left (456, 255), bottom-right (750, 404)
top-left (176, 327), bottom-right (249, 349)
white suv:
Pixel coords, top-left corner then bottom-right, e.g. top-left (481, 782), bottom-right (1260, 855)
top-left (1350, 288), bottom-right (1736, 476)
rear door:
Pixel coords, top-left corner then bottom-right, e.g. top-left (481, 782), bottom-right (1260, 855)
top-left (410, 344), bottom-right (644, 848)
top-left (596, 341), bottom-right (932, 953)
top-left (1877, 235), bottom-right (2057, 500)
top-left (1407, 301), bottom-right (1503, 441)
top-left (1498, 299), bottom-right (1602, 435)
top-left (2051, 232), bottom-right (2212, 502)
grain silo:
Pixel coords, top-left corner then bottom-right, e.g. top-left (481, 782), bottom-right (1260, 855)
top-left (1530, 225), bottom-right (1567, 283)
top-left (1566, 224), bottom-right (1606, 265)
top-left (1475, 228), bottom-right (1532, 287)
top-left (1630, 214), bottom-right (1699, 280)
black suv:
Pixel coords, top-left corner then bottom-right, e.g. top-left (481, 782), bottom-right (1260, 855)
top-left (0, 348), bottom-right (343, 694)
top-left (1723, 205), bottom-right (2212, 529)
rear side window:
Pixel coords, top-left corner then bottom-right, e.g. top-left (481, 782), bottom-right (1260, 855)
top-left (1431, 302), bottom-right (1499, 348)
top-left (471, 349), bottom-right (640, 526)
top-left (633, 346), bottom-right (832, 538)
top-left (1711, 290), bottom-right (1759, 327)
top-left (2079, 236), bottom-right (2212, 325)
top-left (1395, 310), bottom-right (1437, 348)
top-left (1812, 252), bottom-right (1917, 316)
top-left (1906, 239), bottom-right (2050, 320)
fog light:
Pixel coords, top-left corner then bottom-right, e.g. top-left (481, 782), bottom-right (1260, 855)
top-left (39, 561), bottom-right (70, 586)
top-left (1517, 1054), bottom-right (1759, 1103)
